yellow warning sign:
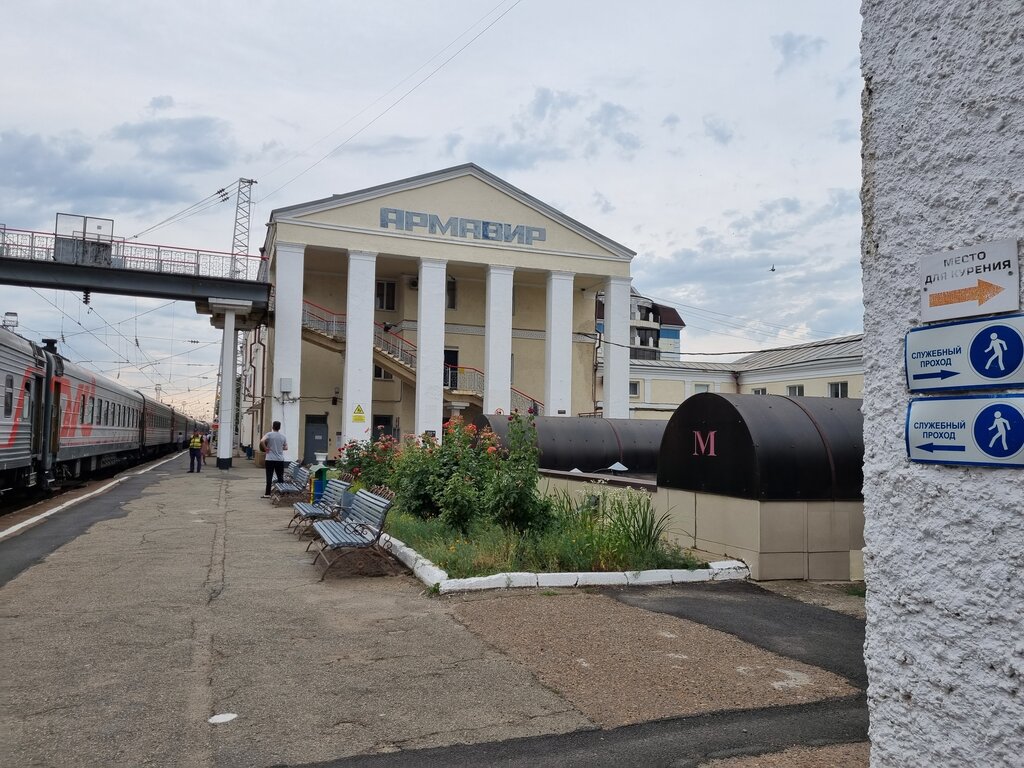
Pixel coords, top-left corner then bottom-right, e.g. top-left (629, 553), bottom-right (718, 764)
top-left (352, 404), bottom-right (366, 423)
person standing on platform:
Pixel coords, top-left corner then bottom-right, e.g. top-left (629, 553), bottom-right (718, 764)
top-left (260, 421), bottom-right (288, 499)
top-left (187, 430), bottom-right (203, 473)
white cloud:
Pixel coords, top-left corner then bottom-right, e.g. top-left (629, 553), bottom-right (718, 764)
top-left (1, 0), bottom-right (864, 378)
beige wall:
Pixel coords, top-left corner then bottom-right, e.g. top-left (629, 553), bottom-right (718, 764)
top-left (538, 471), bottom-right (864, 581)
top-left (739, 373), bottom-right (864, 398)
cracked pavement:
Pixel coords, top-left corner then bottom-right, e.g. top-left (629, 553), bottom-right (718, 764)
top-left (1, 457), bottom-right (867, 767)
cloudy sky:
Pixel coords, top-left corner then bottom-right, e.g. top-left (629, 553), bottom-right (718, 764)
top-left (0, 1), bottom-right (862, 416)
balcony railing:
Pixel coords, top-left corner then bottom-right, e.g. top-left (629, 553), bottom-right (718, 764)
top-left (300, 300), bottom-right (544, 415)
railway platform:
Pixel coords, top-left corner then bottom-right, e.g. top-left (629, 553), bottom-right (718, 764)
top-left (1, 453), bottom-right (868, 768)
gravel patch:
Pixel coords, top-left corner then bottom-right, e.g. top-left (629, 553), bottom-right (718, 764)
top-left (700, 741), bottom-right (869, 767)
top-left (755, 581), bottom-right (866, 620)
top-left (451, 590), bottom-right (857, 728)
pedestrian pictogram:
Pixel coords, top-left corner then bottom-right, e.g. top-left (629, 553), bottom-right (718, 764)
top-left (907, 394), bottom-right (1024, 467)
top-left (968, 323), bottom-right (1024, 381)
top-left (973, 403), bottom-right (1024, 459)
top-left (906, 313), bottom-right (1024, 392)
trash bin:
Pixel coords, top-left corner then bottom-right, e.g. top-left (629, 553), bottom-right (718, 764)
top-left (311, 463), bottom-right (328, 501)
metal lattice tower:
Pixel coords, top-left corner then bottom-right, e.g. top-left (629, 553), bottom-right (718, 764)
top-left (230, 178), bottom-right (257, 278)
top-left (223, 177), bottom-right (257, 450)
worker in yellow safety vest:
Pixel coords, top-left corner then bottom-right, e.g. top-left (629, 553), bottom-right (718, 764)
top-left (188, 430), bottom-right (204, 474)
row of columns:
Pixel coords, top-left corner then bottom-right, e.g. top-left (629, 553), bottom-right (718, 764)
top-left (270, 241), bottom-right (632, 454)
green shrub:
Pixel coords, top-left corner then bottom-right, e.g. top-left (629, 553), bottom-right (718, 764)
top-left (482, 414), bottom-right (552, 532)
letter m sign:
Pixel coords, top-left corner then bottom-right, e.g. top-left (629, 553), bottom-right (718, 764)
top-left (693, 430), bottom-right (717, 456)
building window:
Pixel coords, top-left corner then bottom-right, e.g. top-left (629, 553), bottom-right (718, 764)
top-left (373, 365), bottom-right (393, 381)
top-left (446, 278), bottom-right (457, 310)
top-left (787, 384), bottom-right (805, 396)
top-left (694, 383), bottom-right (710, 394)
top-left (629, 380), bottom-right (640, 397)
top-left (375, 280), bottom-right (396, 311)
top-left (828, 381), bottom-right (849, 398)
top-left (752, 387), bottom-right (767, 395)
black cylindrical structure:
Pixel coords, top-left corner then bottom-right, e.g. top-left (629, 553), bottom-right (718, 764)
top-left (657, 393), bottom-right (863, 500)
top-left (472, 415), bottom-right (667, 474)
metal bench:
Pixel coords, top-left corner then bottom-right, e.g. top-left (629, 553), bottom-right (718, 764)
top-left (282, 460), bottom-right (301, 481)
top-left (270, 466), bottom-right (311, 506)
top-left (288, 478), bottom-right (353, 534)
top-left (307, 488), bottom-right (395, 580)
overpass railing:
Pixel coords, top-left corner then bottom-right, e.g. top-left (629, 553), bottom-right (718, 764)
top-left (0, 227), bottom-right (268, 283)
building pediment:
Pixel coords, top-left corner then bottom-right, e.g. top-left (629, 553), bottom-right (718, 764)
top-left (270, 164), bottom-right (634, 261)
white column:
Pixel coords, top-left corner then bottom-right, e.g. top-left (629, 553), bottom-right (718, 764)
top-left (545, 271), bottom-right (575, 416)
top-left (342, 250), bottom-right (377, 444)
top-left (209, 299), bottom-right (252, 469)
top-left (217, 309), bottom-right (237, 468)
top-left (484, 265), bottom-right (514, 414)
top-left (271, 242), bottom-right (304, 458)
top-left (603, 276), bottom-right (632, 419)
top-left (415, 258), bottom-right (447, 438)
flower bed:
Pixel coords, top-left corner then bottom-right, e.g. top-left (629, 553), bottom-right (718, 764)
top-left (337, 415), bottom-right (709, 579)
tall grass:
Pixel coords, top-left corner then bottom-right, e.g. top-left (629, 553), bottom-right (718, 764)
top-left (385, 484), bottom-right (705, 579)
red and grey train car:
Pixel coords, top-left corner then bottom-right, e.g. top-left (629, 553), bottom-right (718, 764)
top-left (1, 326), bottom-right (204, 494)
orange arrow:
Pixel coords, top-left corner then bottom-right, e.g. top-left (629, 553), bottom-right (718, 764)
top-left (929, 278), bottom-right (1004, 308)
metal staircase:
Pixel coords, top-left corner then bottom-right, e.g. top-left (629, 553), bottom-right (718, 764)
top-left (300, 300), bottom-right (543, 415)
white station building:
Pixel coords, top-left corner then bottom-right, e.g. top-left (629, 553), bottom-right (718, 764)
top-left (241, 164), bottom-right (634, 460)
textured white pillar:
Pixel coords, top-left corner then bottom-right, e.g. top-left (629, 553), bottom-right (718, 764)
top-left (342, 250), bottom-right (377, 443)
top-left (415, 259), bottom-right (447, 438)
top-left (545, 271), bottom-right (575, 416)
top-left (271, 242), bottom-right (303, 457)
top-left (603, 276), bottom-right (632, 418)
top-left (484, 265), bottom-right (515, 414)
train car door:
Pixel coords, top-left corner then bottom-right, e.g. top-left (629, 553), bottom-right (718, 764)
top-left (49, 380), bottom-right (62, 454)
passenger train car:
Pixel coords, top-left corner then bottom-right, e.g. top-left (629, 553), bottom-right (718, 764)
top-left (0, 326), bottom-right (207, 494)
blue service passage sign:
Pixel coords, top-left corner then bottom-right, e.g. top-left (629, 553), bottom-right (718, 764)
top-left (905, 313), bottom-right (1024, 393)
top-left (906, 394), bottom-right (1024, 468)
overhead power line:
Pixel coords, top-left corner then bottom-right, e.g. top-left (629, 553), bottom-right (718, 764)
top-left (258, 0), bottom-right (524, 204)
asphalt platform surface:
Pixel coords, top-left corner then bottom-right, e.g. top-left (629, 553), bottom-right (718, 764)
top-left (0, 455), bottom-right (867, 767)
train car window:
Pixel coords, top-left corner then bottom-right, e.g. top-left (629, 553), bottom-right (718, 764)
top-left (116, 403), bottom-right (121, 427)
top-left (105, 401), bottom-right (111, 425)
top-left (88, 396), bottom-right (95, 424)
top-left (95, 398), bottom-right (102, 425)
top-left (80, 394), bottom-right (87, 424)
top-left (3, 375), bottom-right (12, 418)
top-left (23, 382), bottom-right (31, 420)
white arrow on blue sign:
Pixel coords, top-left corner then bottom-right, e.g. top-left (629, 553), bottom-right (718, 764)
top-left (905, 313), bottom-right (1024, 393)
top-left (907, 394), bottom-right (1024, 467)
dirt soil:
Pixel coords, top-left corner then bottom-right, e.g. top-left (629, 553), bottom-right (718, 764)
top-left (450, 590), bottom-right (857, 728)
top-left (700, 741), bottom-right (869, 767)
top-left (755, 581), bottom-right (866, 620)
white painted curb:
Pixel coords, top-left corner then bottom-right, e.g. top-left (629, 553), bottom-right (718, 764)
top-left (380, 534), bottom-right (750, 594)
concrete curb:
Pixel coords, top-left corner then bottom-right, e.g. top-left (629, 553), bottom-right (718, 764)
top-left (381, 534), bottom-right (749, 594)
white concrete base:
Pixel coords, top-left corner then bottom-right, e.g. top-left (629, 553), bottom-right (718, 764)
top-left (381, 534), bottom-right (750, 594)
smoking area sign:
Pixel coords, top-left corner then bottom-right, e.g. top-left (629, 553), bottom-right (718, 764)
top-left (918, 239), bottom-right (1019, 322)
top-left (906, 394), bottom-right (1024, 467)
top-left (905, 313), bottom-right (1024, 392)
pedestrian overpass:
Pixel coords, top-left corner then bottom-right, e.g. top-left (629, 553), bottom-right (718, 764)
top-left (0, 221), bottom-right (271, 469)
